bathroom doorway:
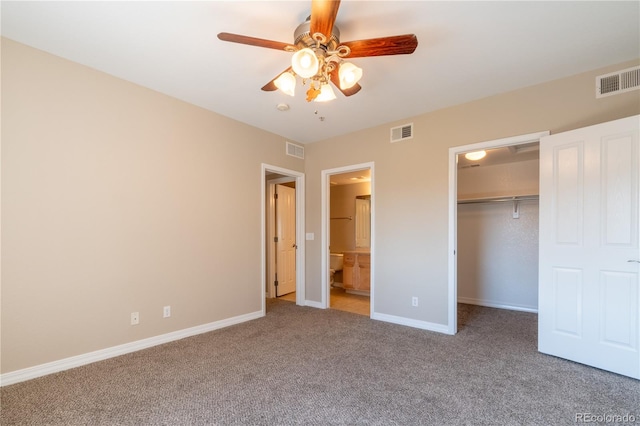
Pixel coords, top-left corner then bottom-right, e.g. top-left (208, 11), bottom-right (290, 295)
top-left (322, 163), bottom-right (374, 317)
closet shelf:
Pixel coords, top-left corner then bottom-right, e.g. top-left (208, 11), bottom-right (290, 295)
top-left (457, 195), bottom-right (539, 205)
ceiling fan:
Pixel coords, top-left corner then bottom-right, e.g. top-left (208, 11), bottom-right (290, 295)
top-left (217, 0), bottom-right (418, 102)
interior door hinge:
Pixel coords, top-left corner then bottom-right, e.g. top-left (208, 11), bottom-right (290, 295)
top-left (274, 193), bottom-right (278, 199)
top-left (274, 237), bottom-right (278, 243)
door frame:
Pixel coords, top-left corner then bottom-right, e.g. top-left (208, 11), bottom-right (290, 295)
top-left (321, 162), bottom-right (374, 314)
top-left (261, 164), bottom-right (305, 314)
top-left (447, 131), bottom-right (549, 334)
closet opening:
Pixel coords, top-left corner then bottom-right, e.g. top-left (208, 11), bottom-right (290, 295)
top-left (447, 131), bottom-right (549, 334)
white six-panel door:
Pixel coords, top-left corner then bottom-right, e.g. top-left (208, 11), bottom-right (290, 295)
top-left (539, 115), bottom-right (639, 379)
top-left (276, 184), bottom-right (297, 296)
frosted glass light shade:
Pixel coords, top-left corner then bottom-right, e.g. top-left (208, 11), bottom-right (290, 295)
top-left (291, 48), bottom-right (319, 79)
top-left (314, 83), bottom-right (336, 102)
top-left (464, 150), bottom-right (487, 161)
top-left (274, 72), bottom-right (296, 96)
top-left (338, 62), bottom-right (363, 89)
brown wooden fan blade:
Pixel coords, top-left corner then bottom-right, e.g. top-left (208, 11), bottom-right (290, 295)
top-left (310, 0), bottom-right (341, 40)
top-left (329, 67), bottom-right (361, 97)
top-left (261, 67), bottom-right (293, 91)
top-left (217, 32), bottom-right (291, 51)
top-left (341, 34), bottom-right (418, 58)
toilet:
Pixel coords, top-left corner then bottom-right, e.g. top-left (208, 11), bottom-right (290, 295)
top-left (329, 253), bottom-right (344, 286)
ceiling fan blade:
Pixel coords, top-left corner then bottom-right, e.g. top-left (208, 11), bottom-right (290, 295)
top-left (329, 67), bottom-right (361, 97)
top-left (310, 0), bottom-right (341, 40)
top-left (217, 32), bottom-right (291, 51)
top-left (261, 67), bottom-right (293, 91)
top-left (341, 34), bottom-right (418, 58)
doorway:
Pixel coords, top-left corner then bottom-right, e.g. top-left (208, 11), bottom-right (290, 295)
top-left (447, 132), bottom-right (549, 334)
top-left (261, 164), bottom-right (305, 315)
top-left (267, 179), bottom-right (297, 299)
top-left (321, 163), bottom-right (374, 316)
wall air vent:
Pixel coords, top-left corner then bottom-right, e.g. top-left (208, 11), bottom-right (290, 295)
top-left (390, 123), bottom-right (413, 143)
top-left (596, 66), bottom-right (640, 98)
top-left (286, 141), bottom-right (304, 159)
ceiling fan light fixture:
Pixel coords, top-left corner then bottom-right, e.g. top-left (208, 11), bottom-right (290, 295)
top-left (274, 72), bottom-right (296, 96)
top-left (465, 150), bottom-right (487, 161)
top-left (339, 62), bottom-right (363, 89)
top-left (219, 1), bottom-right (419, 104)
top-left (314, 83), bottom-right (336, 102)
top-left (291, 48), bottom-right (319, 79)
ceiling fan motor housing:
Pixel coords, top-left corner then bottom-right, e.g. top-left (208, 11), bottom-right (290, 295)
top-left (293, 20), bottom-right (340, 52)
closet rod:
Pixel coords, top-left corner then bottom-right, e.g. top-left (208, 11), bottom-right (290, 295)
top-left (330, 216), bottom-right (353, 220)
top-left (457, 195), bottom-right (539, 205)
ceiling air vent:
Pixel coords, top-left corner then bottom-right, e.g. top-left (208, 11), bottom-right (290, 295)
top-left (596, 66), bottom-right (640, 98)
top-left (286, 141), bottom-right (304, 159)
top-left (390, 123), bottom-right (413, 143)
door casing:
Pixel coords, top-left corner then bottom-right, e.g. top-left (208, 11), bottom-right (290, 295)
top-left (321, 162), bottom-right (374, 314)
top-left (447, 131), bottom-right (549, 334)
top-left (261, 164), bottom-right (305, 313)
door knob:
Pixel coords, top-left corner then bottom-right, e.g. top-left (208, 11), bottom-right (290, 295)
top-left (293, 244), bottom-right (297, 249)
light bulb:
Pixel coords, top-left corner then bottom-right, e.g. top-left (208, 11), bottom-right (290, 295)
top-left (291, 48), bottom-right (319, 79)
top-left (274, 72), bottom-right (296, 97)
top-left (314, 83), bottom-right (336, 102)
top-left (464, 150), bottom-right (487, 161)
top-left (338, 62), bottom-right (363, 89)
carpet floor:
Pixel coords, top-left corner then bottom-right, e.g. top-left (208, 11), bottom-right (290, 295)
top-left (1, 300), bottom-right (638, 425)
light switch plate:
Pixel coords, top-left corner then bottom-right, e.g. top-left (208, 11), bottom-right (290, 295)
top-left (306, 233), bottom-right (314, 240)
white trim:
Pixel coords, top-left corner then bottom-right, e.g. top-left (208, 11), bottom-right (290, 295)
top-left (261, 164), bottom-right (305, 310)
top-left (457, 297), bottom-right (538, 313)
top-left (448, 131), bottom-right (549, 335)
top-left (371, 312), bottom-right (451, 335)
top-left (0, 310), bottom-right (263, 387)
top-left (304, 300), bottom-right (324, 309)
top-left (321, 162), bottom-right (374, 314)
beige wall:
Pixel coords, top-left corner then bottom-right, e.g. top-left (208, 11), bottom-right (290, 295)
top-left (458, 159), bottom-right (539, 199)
top-left (457, 159), bottom-right (540, 310)
top-left (1, 38), bottom-right (303, 373)
top-left (304, 59), bottom-right (640, 324)
top-left (2, 36), bottom-right (639, 375)
top-left (330, 181), bottom-right (371, 253)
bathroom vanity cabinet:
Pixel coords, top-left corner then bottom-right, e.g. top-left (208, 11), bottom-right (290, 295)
top-left (343, 252), bottom-right (370, 293)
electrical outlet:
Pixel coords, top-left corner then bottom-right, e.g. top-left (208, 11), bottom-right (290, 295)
top-left (131, 312), bottom-right (139, 325)
top-left (163, 305), bottom-right (171, 318)
top-left (412, 297), bottom-right (419, 307)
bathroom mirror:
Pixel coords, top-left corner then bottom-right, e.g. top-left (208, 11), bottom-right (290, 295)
top-left (355, 195), bottom-right (371, 248)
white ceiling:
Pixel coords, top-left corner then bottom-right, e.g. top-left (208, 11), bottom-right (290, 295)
top-left (2, 1), bottom-right (639, 144)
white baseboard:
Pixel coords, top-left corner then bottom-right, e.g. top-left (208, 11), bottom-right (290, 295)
top-left (458, 297), bottom-right (538, 313)
top-left (371, 312), bottom-right (452, 335)
top-left (305, 300), bottom-right (325, 309)
top-left (0, 310), bottom-right (264, 387)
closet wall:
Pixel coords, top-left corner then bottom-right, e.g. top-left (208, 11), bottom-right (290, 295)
top-left (457, 158), bottom-right (539, 312)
